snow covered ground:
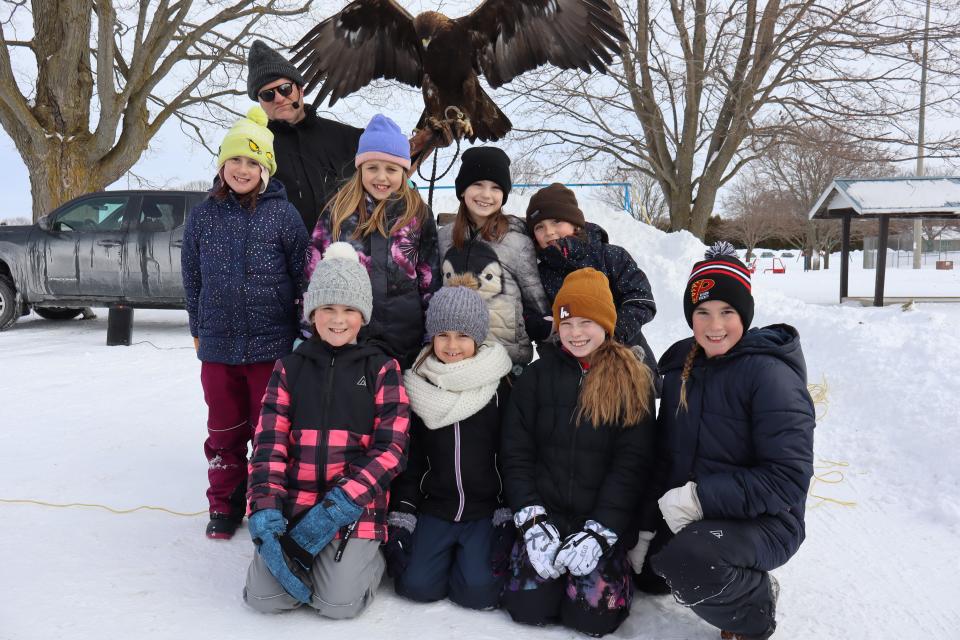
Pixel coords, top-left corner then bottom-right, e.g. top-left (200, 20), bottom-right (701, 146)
top-left (2, 202), bottom-right (959, 639)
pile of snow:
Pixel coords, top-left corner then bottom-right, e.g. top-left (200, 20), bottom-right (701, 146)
top-left (1, 200), bottom-right (958, 638)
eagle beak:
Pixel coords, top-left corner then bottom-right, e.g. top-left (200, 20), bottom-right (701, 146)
top-left (421, 37), bottom-right (431, 50)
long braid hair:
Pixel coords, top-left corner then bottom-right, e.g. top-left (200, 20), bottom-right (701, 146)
top-left (677, 341), bottom-right (702, 413)
top-left (576, 338), bottom-right (654, 427)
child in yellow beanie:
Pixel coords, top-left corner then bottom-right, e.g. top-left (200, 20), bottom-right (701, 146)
top-left (181, 105), bottom-right (308, 540)
top-left (499, 267), bottom-right (658, 637)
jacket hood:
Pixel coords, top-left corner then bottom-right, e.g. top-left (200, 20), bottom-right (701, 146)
top-left (659, 323), bottom-right (807, 381)
top-left (537, 221), bottom-right (609, 264)
top-left (582, 221), bottom-right (609, 246)
top-left (505, 214), bottom-right (528, 236)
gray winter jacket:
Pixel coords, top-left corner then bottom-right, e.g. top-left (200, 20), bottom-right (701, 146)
top-left (438, 215), bottom-right (550, 366)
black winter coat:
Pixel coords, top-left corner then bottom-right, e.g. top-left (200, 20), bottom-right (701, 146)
top-left (390, 379), bottom-right (511, 522)
top-left (536, 222), bottom-right (658, 372)
top-left (654, 324), bottom-right (815, 563)
top-left (501, 342), bottom-right (657, 540)
top-left (268, 105), bottom-right (363, 231)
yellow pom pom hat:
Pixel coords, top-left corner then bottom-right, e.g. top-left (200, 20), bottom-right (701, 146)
top-left (217, 106), bottom-right (277, 181)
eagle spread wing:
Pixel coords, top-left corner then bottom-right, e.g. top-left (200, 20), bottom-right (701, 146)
top-left (460, 0), bottom-right (627, 88)
top-left (290, 0), bottom-right (422, 105)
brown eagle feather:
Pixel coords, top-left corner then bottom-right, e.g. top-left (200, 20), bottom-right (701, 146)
top-left (289, 0), bottom-right (627, 142)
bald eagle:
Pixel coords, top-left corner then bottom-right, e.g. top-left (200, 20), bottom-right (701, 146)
top-left (290, 0), bottom-right (627, 142)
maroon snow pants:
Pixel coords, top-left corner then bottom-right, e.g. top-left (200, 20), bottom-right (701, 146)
top-left (200, 361), bottom-right (275, 515)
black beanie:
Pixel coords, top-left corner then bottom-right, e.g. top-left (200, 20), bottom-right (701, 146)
top-left (684, 241), bottom-right (754, 329)
top-left (526, 183), bottom-right (585, 233)
top-left (455, 146), bottom-right (512, 204)
top-left (246, 40), bottom-right (306, 101)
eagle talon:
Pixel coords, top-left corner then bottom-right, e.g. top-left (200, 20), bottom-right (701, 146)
top-left (424, 116), bottom-right (456, 147)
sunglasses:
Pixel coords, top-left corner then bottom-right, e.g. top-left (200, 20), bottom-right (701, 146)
top-left (258, 83), bottom-right (295, 102)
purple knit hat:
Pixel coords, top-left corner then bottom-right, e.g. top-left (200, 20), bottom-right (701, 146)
top-left (355, 114), bottom-right (411, 170)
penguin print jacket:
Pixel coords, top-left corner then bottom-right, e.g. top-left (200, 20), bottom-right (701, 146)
top-left (438, 215), bottom-right (550, 367)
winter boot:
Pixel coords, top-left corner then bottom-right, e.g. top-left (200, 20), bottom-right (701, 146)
top-left (206, 512), bottom-right (242, 539)
top-left (720, 575), bottom-right (779, 640)
top-left (206, 482), bottom-right (247, 539)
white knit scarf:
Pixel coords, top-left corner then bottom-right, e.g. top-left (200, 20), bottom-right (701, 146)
top-left (403, 342), bottom-right (513, 430)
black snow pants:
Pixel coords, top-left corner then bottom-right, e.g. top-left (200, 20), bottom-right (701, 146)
top-left (650, 519), bottom-right (789, 639)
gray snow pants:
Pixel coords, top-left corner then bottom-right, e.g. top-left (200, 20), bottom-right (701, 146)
top-left (243, 538), bottom-right (385, 618)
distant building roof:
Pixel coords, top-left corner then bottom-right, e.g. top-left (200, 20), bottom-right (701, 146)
top-left (809, 177), bottom-right (960, 219)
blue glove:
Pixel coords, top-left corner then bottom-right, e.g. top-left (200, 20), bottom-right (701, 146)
top-left (287, 487), bottom-right (363, 559)
top-left (248, 508), bottom-right (286, 543)
top-left (249, 509), bottom-right (312, 604)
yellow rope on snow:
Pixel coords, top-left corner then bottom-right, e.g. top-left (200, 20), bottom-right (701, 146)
top-left (808, 459), bottom-right (858, 509)
top-left (807, 375), bottom-right (829, 421)
top-left (0, 498), bottom-right (206, 517)
top-left (802, 377), bottom-right (857, 509)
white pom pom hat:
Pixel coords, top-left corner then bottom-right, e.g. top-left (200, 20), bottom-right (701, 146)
top-left (303, 242), bottom-right (373, 324)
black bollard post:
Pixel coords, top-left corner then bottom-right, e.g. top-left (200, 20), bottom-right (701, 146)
top-left (106, 305), bottom-right (134, 346)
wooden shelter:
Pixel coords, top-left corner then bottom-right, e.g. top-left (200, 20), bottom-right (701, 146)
top-left (808, 177), bottom-right (960, 305)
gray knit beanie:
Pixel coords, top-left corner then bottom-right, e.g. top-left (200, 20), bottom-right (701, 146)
top-left (303, 242), bottom-right (373, 324)
top-left (425, 284), bottom-right (489, 346)
top-left (246, 40), bottom-right (306, 101)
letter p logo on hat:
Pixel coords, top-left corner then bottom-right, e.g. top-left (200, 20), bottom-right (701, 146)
top-left (690, 279), bottom-right (715, 304)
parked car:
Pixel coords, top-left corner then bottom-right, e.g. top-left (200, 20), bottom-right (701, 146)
top-left (781, 251), bottom-right (796, 258)
top-left (760, 251), bottom-right (776, 258)
top-left (0, 190), bottom-right (207, 330)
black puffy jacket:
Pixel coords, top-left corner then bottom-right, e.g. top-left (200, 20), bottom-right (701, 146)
top-left (500, 342), bottom-right (656, 539)
top-left (268, 105), bottom-right (363, 231)
top-left (390, 379), bottom-right (512, 522)
top-left (654, 324), bottom-right (815, 562)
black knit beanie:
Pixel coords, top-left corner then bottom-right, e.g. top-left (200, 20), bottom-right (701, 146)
top-left (526, 183), bottom-right (585, 233)
top-left (246, 40), bottom-right (306, 101)
top-left (455, 146), bottom-right (512, 204)
top-left (684, 241), bottom-right (754, 329)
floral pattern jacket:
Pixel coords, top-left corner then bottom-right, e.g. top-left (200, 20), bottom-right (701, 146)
top-left (306, 196), bottom-right (440, 365)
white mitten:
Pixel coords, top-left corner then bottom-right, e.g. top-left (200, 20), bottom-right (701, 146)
top-left (515, 505), bottom-right (563, 580)
top-left (553, 520), bottom-right (618, 576)
top-left (658, 481), bottom-right (704, 533)
top-left (626, 530), bottom-right (657, 573)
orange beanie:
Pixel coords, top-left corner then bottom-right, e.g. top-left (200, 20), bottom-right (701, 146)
top-left (552, 268), bottom-right (617, 335)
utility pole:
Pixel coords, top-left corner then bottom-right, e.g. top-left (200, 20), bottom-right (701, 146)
top-left (914, 0), bottom-right (932, 269)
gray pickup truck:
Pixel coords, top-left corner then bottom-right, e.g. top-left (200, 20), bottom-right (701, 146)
top-left (0, 190), bottom-right (207, 330)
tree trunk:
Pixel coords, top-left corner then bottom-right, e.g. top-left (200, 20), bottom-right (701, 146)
top-left (23, 139), bottom-right (106, 219)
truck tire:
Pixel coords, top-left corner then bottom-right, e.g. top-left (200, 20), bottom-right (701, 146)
top-left (33, 306), bottom-right (84, 321)
top-left (0, 277), bottom-right (18, 331)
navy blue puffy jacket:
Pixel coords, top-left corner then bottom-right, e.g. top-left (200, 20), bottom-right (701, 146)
top-left (536, 222), bottom-right (658, 372)
top-left (654, 324), bottom-right (815, 560)
top-left (181, 180), bottom-right (308, 365)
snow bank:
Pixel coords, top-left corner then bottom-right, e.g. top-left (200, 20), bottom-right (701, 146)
top-left (1, 200), bottom-right (958, 638)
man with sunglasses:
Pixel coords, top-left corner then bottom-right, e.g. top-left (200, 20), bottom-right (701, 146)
top-left (247, 40), bottom-right (364, 232)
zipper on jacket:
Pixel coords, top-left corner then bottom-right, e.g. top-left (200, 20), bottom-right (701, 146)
top-left (318, 353), bottom-right (336, 488)
top-left (569, 360), bottom-right (586, 514)
top-left (454, 421), bottom-right (465, 522)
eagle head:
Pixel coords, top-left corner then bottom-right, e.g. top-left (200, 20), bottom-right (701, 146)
top-left (413, 11), bottom-right (449, 51)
